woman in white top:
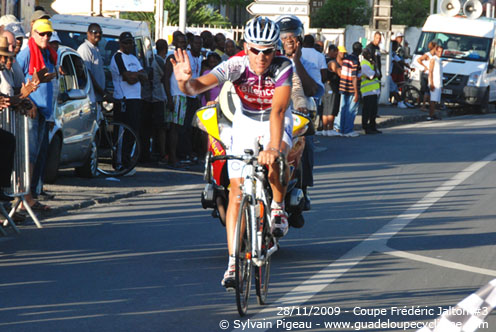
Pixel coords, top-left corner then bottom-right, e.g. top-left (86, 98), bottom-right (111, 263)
top-left (428, 45), bottom-right (443, 120)
top-left (416, 41), bottom-right (437, 110)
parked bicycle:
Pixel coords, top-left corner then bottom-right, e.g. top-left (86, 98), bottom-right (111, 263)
top-left (396, 67), bottom-right (422, 109)
top-left (96, 101), bottom-right (141, 177)
top-left (205, 150), bottom-right (285, 316)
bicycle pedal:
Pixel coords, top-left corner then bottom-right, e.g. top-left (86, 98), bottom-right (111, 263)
top-left (224, 286), bottom-right (235, 292)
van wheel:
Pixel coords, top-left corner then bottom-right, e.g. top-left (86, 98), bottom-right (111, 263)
top-left (479, 89), bottom-right (490, 114)
top-left (44, 135), bottom-right (62, 184)
top-left (75, 139), bottom-right (98, 178)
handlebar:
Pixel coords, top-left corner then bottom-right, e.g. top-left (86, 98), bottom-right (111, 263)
top-left (206, 149), bottom-right (287, 187)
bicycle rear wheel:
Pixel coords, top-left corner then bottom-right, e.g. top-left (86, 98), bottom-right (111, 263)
top-left (235, 195), bottom-right (252, 316)
top-left (97, 121), bottom-right (141, 177)
top-left (403, 85), bottom-right (421, 108)
top-left (255, 200), bottom-right (271, 305)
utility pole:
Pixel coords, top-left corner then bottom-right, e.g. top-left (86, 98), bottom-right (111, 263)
top-left (371, 0), bottom-right (393, 105)
top-left (155, 0), bottom-right (164, 39)
top-left (179, 0), bottom-right (187, 33)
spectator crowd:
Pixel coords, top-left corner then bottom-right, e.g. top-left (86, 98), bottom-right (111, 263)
top-left (1, 10), bottom-right (430, 225)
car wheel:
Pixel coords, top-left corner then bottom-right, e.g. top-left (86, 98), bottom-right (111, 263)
top-left (44, 134), bottom-right (62, 184)
top-left (75, 138), bottom-right (98, 178)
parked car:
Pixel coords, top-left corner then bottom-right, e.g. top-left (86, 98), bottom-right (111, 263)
top-left (44, 46), bottom-right (99, 183)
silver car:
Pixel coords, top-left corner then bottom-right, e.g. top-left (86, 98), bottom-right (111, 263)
top-left (44, 46), bottom-right (98, 183)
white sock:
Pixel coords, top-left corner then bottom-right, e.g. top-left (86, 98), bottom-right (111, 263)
top-left (271, 200), bottom-right (284, 211)
top-left (228, 254), bottom-right (235, 266)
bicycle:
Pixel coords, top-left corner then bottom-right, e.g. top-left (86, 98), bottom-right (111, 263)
top-left (96, 101), bottom-right (141, 177)
top-left (205, 149), bottom-right (286, 316)
top-left (396, 67), bottom-right (421, 109)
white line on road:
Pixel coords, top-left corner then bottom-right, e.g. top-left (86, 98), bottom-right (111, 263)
top-left (231, 151), bottom-right (496, 331)
top-left (463, 119), bottom-right (496, 127)
top-left (380, 245), bottom-right (496, 277)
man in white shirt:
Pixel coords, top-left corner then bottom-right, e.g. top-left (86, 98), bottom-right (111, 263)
top-left (109, 31), bottom-right (147, 170)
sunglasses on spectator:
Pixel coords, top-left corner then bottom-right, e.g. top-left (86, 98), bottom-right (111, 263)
top-left (248, 46), bottom-right (275, 56)
top-left (89, 30), bottom-right (102, 35)
top-left (36, 31), bottom-right (52, 38)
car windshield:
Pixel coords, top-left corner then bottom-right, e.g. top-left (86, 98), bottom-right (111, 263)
top-left (415, 31), bottom-right (491, 62)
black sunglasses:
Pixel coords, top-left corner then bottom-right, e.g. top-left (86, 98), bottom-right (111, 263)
top-left (36, 31), bottom-right (52, 38)
top-left (249, 46), bottom-right (274, 56)
top-left (89, 29), bottom-right (102, 35)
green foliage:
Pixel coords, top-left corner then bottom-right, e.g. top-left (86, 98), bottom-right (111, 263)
top-left (392, 0), bottom-right (430, 27)
top-left (311, 0), bottom-right (371, 28)
top-left (121, 0), bottom-right (231, 38)
top-left (163, 0), bottom-right (231, 26)
top-left (204, 0), bottom-right (251, 7)
top-left (311, 0), bottom-right (430, 28)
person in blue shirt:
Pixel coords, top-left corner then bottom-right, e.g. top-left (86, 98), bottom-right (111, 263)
top-left (16, 18), bottom-right (57, 212)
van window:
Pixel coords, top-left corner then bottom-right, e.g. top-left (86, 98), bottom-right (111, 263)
top-left (58, 30), bottom-right (147, 67)
top-left (416, 31), bottom-right (491, 62)
top-left (134, 37), bottom-right (146, 67)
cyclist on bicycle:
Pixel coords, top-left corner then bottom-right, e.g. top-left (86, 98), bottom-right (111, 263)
top-left (172, 17), bottom-right (293, 288)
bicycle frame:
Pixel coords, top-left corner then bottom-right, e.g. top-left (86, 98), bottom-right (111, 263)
top-left (239, 161), bottom-right (278, 268)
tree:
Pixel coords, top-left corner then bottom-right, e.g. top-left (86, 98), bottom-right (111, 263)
top-left (311, 0), bottom-right (371, 28)
top-left (391, 0), bottom-right (430, 27)
top-left (164, 0), bottom-right (230, 26)
top-left (121, 0), bottom-right (231, 37)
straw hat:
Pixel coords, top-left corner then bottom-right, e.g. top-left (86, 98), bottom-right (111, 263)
top-left (0, 37), bottom-right (14, 57)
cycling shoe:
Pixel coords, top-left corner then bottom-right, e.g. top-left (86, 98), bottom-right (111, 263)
top-left (271, 209), bottom-right (289, 238)
top-left (221, 264), bottom-right (236, 289)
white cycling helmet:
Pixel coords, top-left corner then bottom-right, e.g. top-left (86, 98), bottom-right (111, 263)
top-left (244, 17), bottom-right (280, 46)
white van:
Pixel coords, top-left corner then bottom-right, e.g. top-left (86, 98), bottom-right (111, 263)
top-left (51, 14), bottom-right (154, 92)
top-left (412, 13), bottom-right (496, 112)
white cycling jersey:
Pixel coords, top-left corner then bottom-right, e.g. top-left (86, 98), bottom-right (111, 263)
top-left (210, 52), bottom-right (294, 178)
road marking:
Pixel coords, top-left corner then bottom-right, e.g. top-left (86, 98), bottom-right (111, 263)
top-left (463, 119), bottom-right (496, 127)
top-left (231, 150), bottom-right (496, 331)
top-left (379, 245), bottom-right (496, 277)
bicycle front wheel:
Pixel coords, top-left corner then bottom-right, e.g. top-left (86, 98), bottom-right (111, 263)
top-left (255, 200), bottom-right (271, 305)
top-left (235, 195), bottom-right (252, 316)
top-left (97, 121), bottom-right (141, 177)
top-left (403, 85), bottom-right (421, 109)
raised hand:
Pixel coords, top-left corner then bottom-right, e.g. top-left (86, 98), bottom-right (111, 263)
top-left (34, 67), bottom-right (57, 83)
top-left (0, 95), bottom-right (11, 109)
top-left (171, 49), bottom-right (192, 83)
top-left (20, 79), bottom-right (39, 99)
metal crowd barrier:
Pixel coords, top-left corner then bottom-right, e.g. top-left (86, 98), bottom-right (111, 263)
top-left (0, 107), bottom-right (42, 233)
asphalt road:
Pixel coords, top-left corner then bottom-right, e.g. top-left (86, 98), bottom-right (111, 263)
top-left (1, 114), bottom-right (496, 332)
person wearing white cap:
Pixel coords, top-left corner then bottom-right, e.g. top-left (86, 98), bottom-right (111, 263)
top-left (4, 22), bottom-right (26, 55)
top-left (395, 32), bottom-right (405, 58)
top-left (49, 31), bottom-right (61, 52)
